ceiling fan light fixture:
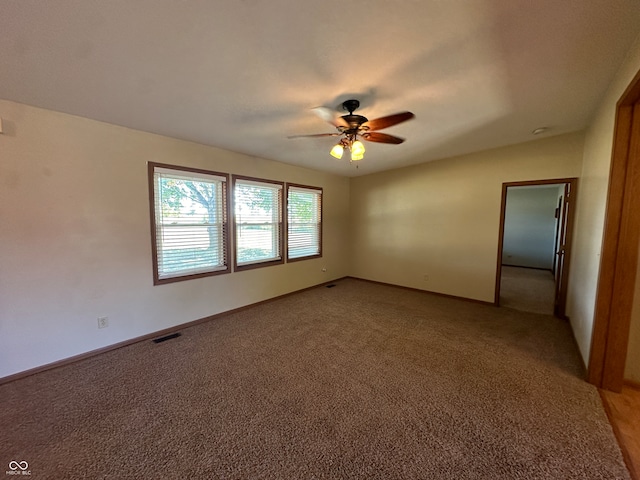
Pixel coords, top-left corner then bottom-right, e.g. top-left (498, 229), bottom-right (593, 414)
top-left (351, 140), bottom-right (365, 156)
top-left (330, 143), bottom-right (344, 159)
top-left (351, 151), bottom-right (364, 161)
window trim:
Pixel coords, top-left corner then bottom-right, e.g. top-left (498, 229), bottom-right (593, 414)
top-left (148, 162), bottom-right (231, 285)
top-left (232, 175), bottom-right (285, 272)
top-left (285, 183), bottom-right (323, 262)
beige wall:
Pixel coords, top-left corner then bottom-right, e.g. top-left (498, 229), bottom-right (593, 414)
top-left (566, 32), bottom-right (640, 377)
top-left (349, 132), bottom-right (584, 303)
top-left (0, 99), bottom-right (350, 379)
top-left (4, 30), bottom-right (640, 382)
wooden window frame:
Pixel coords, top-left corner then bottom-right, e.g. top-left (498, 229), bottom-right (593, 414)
top-left (285, 183), bottom-right (323, 262)
top-left (232, 175), bottom-right (285, 272)
top-left (148, 162), bottom-right (231, 285)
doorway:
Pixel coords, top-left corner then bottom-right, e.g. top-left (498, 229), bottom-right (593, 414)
top-left (494, 178), bottom-right (578, 319)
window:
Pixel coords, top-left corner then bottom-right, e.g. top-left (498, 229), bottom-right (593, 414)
top-left (286, 184), bottom-right (322, 261)
top-left (149, 163), bottom-right (229, 284)
top-left (233, 176), bottom-right (284, 270)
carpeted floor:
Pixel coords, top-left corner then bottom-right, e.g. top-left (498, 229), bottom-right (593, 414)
top-left (500, 266), bottom-right (556, 315)
top-left (0, 278), bottom-right (629, 479)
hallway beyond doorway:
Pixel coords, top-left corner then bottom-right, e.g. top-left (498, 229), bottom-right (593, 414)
top-left (500, 266), bottom-right (556, 315)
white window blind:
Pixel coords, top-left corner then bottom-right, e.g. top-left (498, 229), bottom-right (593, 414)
top-left (287, 185), bottom-right (322, 260)
top-left (234, 178), bottom-right (283, 267)
top-left (152, 165), bottom-right (228, 282)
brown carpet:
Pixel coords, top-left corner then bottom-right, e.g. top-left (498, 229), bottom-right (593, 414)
top-left (0, 278), bottom-right (629, 479)
top-left (500, 266), bottom-right (556, 315)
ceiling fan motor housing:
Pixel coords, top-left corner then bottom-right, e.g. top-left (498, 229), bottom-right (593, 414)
top-left (341, 114), bottom-right (369, 131)
top-left (340, 100), bottom-right (368, 132)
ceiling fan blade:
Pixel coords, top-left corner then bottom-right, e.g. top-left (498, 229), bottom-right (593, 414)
top-left (361, 132), bottom-right (405, 144)
top-left (312, 106), bottom-right (349, 128)
top-left (362, 111), bottom-right (414, 131)
top-left (287, 133), bottom-right (341, 139)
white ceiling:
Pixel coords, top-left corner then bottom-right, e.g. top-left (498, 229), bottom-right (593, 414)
top-left (1, 1), bottom-right (639, 177)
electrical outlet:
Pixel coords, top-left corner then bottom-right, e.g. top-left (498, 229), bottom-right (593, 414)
top-left (423, 274), bottom-right (429, 281)
top-left (97, 316), bottom-right (109, 329)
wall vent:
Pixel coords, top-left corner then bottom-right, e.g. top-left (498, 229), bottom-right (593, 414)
top-left (152, 332), bottom-right (182, 344)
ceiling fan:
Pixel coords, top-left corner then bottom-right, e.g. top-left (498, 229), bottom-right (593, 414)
top-left (289, 99), bottom-right (415, 162)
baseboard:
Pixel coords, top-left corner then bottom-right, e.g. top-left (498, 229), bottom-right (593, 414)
top-left (501, 264), bottom-right (553, 273)
top-left (0, 277), bottom-right (348, 386)
top-left (346, 276), bottom-right (495, 306)
top-left (564, 315), bottom-right (589, 379)
top-left (624, 379), bottom-right (640, 391)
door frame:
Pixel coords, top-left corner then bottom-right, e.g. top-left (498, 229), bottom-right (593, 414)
top-left (494, 177), bottom-right (578, 319)
top-left (552, 194), bottom-right (564, 275)
top-left (553, 182), bottom-right (575, 318)
top-left (588, 67), bottom-right (640, 392)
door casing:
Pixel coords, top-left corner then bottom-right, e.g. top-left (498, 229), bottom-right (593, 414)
top-left (494, 178), bottom-right (578, 320)
top-left (588, 67), bottom-right (640, 392)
